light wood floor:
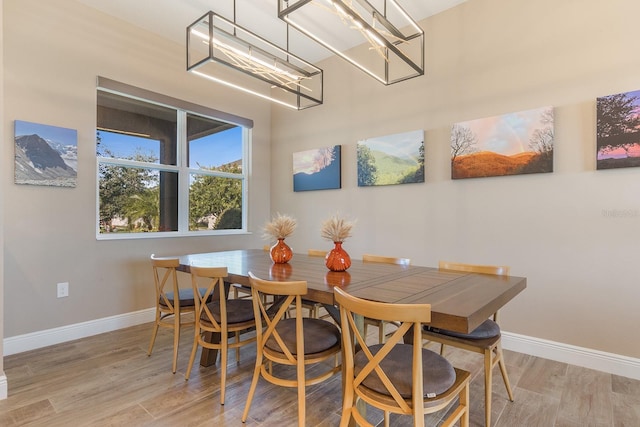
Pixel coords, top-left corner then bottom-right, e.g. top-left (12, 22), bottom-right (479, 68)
top-left (1, 319), bottom-right (639, 426)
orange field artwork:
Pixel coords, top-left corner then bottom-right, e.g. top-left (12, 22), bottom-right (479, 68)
top-left (451, 106), bottom-right (554, 179)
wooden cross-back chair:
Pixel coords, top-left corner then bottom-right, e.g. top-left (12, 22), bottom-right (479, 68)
top-left (421, 260), bottom-right (514, 426)
top-left (231, 245), bottom-right (270, 300)
top-left (334, 287), bottom-right (470, 427)
top-left (185, 266), bottom-right (256, 405)
top-left (148, 254), bottom-right (200, 374)
top-left (296, 249), bottom-right (330, 319)
top-left (242, 272), bottom-right (341, 427)
top-left (362, 254), bottom-right (411, 343)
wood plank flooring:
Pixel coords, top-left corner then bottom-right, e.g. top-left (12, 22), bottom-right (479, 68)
top-left (1, 319), bottom-right (639, 426)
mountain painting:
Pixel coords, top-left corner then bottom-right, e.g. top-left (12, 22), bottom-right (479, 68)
top-left (597, 89), bottom-right (640, 170)
top-left (451, 106), bottom-right (554, 179)
top-left (293, 145), bottom-right (341, 192)
top-left (15, 120), bottom-right (78, 187)
top-left (357, 130), bottom-right (424, 187)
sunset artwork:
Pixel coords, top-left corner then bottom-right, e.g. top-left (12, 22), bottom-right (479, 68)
top-left (293, 145), bottom-right (341, 191)
top-left (450, 106), bottom-right (554, 179)
top-left (597, 89), bottom-right (640, 170)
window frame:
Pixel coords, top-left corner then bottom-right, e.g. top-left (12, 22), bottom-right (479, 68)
top-left (96, 77), bottom-right (252, 240)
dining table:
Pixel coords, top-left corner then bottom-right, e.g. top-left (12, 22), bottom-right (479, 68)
top-left (177, 248), bottom-right (527, 367)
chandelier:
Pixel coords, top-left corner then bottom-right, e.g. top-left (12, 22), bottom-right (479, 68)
top-left (187, 8), bottom-right (323, 110)
top-left (278, 0), bottom-right (424, 85)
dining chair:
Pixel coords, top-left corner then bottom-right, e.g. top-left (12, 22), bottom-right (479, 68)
top-left (362, 254), bottom-right (411, 343)
top-left (231, 245), bottom-right (271, 300)
top-left (297, 249), bottom-right (330, 319)
top-left (422, 261), bottom-right (514, 427)
top-left (185, 266), bottom-right (256, 405)
top-left (148, 254), bottom-right (202, 374)
top-left (242, 272), bottom-right (341, 427)
top-left (334, 286), bottom-right (470, 427)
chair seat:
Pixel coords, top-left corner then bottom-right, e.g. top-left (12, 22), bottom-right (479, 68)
top-left (265, 318), bottom-right (341, 355)
top-left (203, 299), bottom-right (255, 324)
top-left (161, 287), bottom-right (208, 307)
top-left (354, 343), bottom-right (456, 399)
top-left (425, 319), bottom-right (500, 340)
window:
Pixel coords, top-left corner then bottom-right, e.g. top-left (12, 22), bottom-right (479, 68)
top-left (96, 78), bottom-right (251, 238)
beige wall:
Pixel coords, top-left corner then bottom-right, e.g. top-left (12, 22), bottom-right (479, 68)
top-left (1, 0), bottom-right (5, 379)
top-left (272, 0), bottom-right (640, 359)
top-left (2, 0), bottom-right (640, 364)
top-left (2, 0), bottom-right (270, 337)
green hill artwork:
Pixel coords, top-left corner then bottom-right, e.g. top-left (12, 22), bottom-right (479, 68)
top-left (357, 130), bottom-right (424, 187)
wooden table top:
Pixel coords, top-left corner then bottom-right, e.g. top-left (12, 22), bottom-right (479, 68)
top-left (178, 249), bottom-right (526, 334)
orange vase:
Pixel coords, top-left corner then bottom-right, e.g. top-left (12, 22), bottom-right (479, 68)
top-left (324, 270), bottom-right (351, 287)
top-left (269, 262), bottom-right (293, 280)
top-left (325, 241), bottom-right (351, 272)
top-left (270, 238), bottom-right (293, 264)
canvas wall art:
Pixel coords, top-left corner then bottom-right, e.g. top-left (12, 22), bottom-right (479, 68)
top-left (357, 130), bottom-right (424, 187)
top-left (596, 89), bottom-right (640, 170)
top-left (14, 120), bottom-right (78, 187)
top-left (450, 106), bottom-right (554, 179)
top-left (293, 145), bottom-right (341, 191)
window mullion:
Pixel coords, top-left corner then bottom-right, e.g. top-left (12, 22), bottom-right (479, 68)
top-left (177, 110), bottom-right (189, 233)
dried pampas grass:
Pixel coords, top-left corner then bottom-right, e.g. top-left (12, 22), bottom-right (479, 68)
top-left (321, 214), bottom-right (356, 243)
top-left (262, 213), bottom-right (297, 240)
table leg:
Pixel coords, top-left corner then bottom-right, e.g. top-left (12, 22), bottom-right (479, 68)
top-left (199, 331), bottom-right (221, 367)
top-left (402, 324), bottom-right (415, 344)
top-left (199, 282), bottom-right (231, 367)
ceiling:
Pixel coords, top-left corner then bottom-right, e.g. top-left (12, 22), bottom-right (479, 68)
top-left (77, 0), bottom-right (466, 62)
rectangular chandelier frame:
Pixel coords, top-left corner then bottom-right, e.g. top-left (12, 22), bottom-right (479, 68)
top-left (278, 0), bottom-right (424, 85)
top-left (187, 11), bottom-right (323, 110)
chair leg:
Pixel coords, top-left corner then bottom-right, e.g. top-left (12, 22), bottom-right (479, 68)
top-left (297, 358), bottom-right (306, 427)
top-left (461, 380), bottom-right (470, 427)
top-left (172, 313), bottom-right (180, 374)
top-left (235, 331), bottom-right (240, 361)
top-left (185, 328), bottom-right (200, 380)
top-left (496, 344), bottom-right (514, 401)
top-left (220, 330), bottom-right (228, 405)
top-left (147, 315), bottom-right (160, 356)
top-left (384, 410), bottom-right (390, 427)
top-left (484, 348), bottom-right (493, 427)
top-left (242, 352), bottom-right (263, 423)
top-left (339, 378), bottom-right (354, 427)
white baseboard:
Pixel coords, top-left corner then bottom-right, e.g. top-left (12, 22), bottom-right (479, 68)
top-left (3, 308), bottom-right (155, 356)
top-left (0, 373), bottom-right (7, 400)
top-left (2, 312), bottom-right (639, 382)
top-left (502, 331), bottom-right (640, 380)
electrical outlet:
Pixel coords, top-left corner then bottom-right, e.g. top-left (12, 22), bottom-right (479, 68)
top-left (57, 282), bottom-right (69, 298)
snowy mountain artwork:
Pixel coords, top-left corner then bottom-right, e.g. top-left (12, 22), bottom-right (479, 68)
top-left (14, 120), bottom-right (78, 187)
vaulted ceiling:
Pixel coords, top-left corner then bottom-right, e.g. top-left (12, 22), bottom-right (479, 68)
top-left (77, 0), bottom-right (466, 63)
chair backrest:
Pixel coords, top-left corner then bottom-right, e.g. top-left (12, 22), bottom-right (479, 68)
top-left (307, 249), bottom-right (327, 257)
top-left (438, 261), bottom-right (509, 276)
top-left (190, 266), bottom-right (229, 332)
top-left (151, 254), bottom-right (180, 310)
top-left (334, 287), bottom-right (431, 415)
top-left (439, 261), bottom-right (509, 321)
top-left (248, 272), bottom-right (307, 361)
top-left (362, 253), bottom-right (411, 266)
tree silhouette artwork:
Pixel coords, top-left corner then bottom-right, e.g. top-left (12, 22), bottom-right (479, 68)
top-left (597, 90), bottom-right (640, 170)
